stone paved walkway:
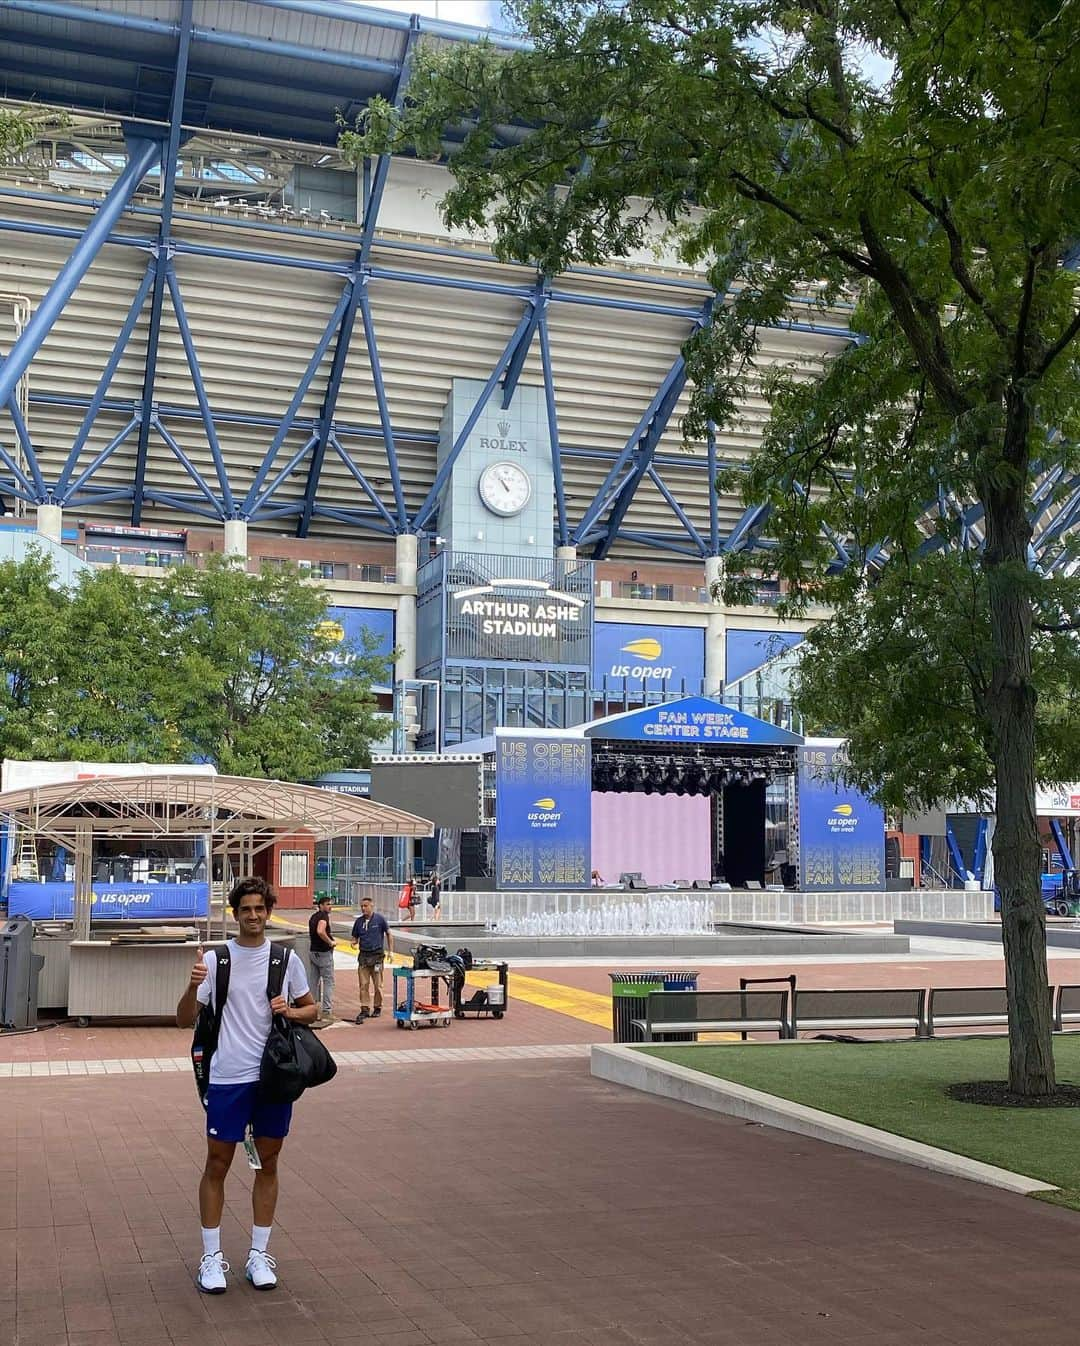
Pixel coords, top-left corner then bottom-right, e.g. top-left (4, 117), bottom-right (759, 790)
top-left (4, 1056), bottom-right (1080, 1345)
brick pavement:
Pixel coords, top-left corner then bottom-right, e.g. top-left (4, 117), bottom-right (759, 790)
top-left (4, 1057), bottom-right (1080, 1345)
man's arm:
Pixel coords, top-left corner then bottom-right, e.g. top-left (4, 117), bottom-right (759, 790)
top-left (383, 918), bottom-right (394, 957)
top-left (350, 920), bottom-right (359, 950)
top-left (270, 989), bottom-right (318, 1025)
top-left (316, 917), bottom-right (332, 946)
top-left (176, 945), bottom-right (208, 1028)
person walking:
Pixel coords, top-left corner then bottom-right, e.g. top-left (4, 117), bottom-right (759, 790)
top-left (176, 876), bottom-right (316, 1295)
top-left (398, 875), bottom-right (416, 921)
top-left (426, 868), bottom-right (442, 919)
top-left (350, 896), bottom-right (393, 1021)
top-left (307, 894), bottom-right (336, 1025)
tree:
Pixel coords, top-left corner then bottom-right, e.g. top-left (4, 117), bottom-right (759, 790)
top-left (343, 0), bottom-right (1080, 1093)
top-left (0, 554), bottom-right (390, 779)
top-left (0, 548), bottom-right (66, 760)
top-left (51, 564), bottom-right (187, 762)
top-left (154, 559), bottom-right (390, 779)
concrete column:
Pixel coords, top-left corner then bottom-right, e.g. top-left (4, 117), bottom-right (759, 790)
top-left (704, 554), bottom-right (726, 697)
top-left (36, 502), bottom-right (63, 544)
top-left (556, 545), bottom-right (577, 562)
top-left (223, 518), bottom-right (248, 561)
top-left (395, 532), bottom-right (418, 683)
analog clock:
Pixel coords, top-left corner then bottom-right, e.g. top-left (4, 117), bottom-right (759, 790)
top-left (478, 460), bottom-right (532, 517)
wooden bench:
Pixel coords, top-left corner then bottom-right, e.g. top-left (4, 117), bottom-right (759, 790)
top-left (928, 986), bottom-right (1053, 1035)
top-left (792, 988), bottom-right (928, 1038)
top-left (632, 989), bottom-right (791, 1043)
top-left (1056, 985), bottom-right (1080, 1031)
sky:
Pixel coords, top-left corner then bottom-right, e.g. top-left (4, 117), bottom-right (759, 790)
top-left (354, 0), bottom-right (510, 31)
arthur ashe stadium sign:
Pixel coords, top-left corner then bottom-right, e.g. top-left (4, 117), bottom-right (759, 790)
top-left (448, 578), bottom-right (591, 665)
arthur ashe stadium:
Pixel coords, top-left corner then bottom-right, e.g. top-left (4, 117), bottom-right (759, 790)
top-left (0, 1), bottom-right (1068, 898)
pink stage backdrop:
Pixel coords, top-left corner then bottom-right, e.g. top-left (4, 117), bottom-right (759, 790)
top-left (590, 791), bottom-right (711, 886)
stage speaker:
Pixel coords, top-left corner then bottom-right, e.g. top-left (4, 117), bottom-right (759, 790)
top-left (460, 831), bottom-right (490, 878)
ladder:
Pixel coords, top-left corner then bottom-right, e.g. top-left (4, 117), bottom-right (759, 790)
top-left (15, 830), bottom-right (39, 882)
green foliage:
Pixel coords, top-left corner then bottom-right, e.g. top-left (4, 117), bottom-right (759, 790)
top-left (0, 549), bottom-right (66, 759)
top-left (0, 555), bottom-right (389, 778)
top-left (795, 552), bottom-right (1080, 811)
top-left (154, 559), bottom-right (389, 779)
top-left (342, 0), bottom-right (1080, 812)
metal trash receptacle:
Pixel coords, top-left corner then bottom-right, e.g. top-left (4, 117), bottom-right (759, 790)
top-left (1, 916), bottom-right (44, 1030)
top-left (659, 970), bottom-right (700, 1041)
top-left (609, 971), bottom-right (663, 1042)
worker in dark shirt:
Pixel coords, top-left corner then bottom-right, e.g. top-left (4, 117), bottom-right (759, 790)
top-left (307, 895), bottom-right (336, 1026)
top-left (349, 897), bottom-right (393, 1022)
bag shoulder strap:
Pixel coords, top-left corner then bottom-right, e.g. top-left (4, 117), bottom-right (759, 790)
top-left (266, 942), bottom-right (289, 1002)
top-left (212, 943), bottom-right (231, 1031)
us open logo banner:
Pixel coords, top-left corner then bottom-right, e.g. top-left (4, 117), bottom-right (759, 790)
top-left (593, 622), bottom-right (704, 688)
top-left (495, 736), bottom-right (591, 889)
top-left (797, 745), bottom-right (885, 891)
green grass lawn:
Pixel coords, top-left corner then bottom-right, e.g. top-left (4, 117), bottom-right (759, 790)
top-left (642, 1036), bottom-right (1080, 1209)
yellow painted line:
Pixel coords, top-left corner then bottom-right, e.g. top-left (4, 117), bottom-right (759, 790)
top-left (464, 968), bottom-right (612, 1028)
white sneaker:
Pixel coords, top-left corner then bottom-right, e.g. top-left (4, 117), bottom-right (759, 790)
top-left (245, 1249), bottom-right (277, 1290)
top-left (196, 1250), bottom-right (229, 1294)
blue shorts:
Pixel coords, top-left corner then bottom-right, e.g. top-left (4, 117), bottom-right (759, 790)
top-left (205, 1082), bottom-right (292, 1143)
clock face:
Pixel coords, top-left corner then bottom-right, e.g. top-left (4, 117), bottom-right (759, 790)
top-left (478, 460), bottom-right (532, 517)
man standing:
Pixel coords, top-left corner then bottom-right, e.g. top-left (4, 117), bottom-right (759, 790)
top-left (307, 894), bottom-right (336, 1025)
top-left (349, 896), bottom-right (393, 1022)
top-left (176, 876), bottom-right (316, 1295)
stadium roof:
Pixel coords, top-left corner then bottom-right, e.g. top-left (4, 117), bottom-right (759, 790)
top-left (0, 0), bottom-right (526, 148)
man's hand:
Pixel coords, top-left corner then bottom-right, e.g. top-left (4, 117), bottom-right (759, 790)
top-left (269, 994), bottom-right (289, 1017)
top-left (176, 945), bottom-right (207, 1028)
top-left (189, 945), bottom-right (208, 989)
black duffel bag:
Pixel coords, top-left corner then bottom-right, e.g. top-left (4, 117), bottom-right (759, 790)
top-left (259, 944), bottom-right (338, 1104)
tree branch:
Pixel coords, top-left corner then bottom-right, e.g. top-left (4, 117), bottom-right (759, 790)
top-left (903, 183), bottom-right (1009, 341)
top-left (1035, 305), bottom-right (1080, 378)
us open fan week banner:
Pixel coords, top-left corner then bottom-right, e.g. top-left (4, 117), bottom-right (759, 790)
top-left (5, 881), bottom-right (210, 920)
top-left (798, 745), bottom-right (885, 891)
top-left (495, 736), bottom-right (591, 889)
top-left (593, 622), bottom-right (704, 688)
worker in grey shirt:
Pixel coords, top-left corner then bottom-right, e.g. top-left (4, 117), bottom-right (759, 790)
top-left (307, 895), bottom-right (336, 1025)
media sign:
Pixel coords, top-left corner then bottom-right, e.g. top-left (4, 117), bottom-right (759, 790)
top-left (797, 743), bottom-right (884, 891)
top-left (593, 622), bottom-right (704, 688)
top-left (6, 880), bottom-right (210, 920)
top-left (495, 735), bottom-right (591, 889)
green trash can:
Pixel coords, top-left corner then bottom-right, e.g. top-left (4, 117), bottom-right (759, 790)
top-left (609, 971), bottom-right (663, 1042)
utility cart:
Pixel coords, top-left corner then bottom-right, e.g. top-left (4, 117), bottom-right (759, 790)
top-left (393, 965), bottom-right (454, 1030)
top-left (452, 959), bottom-right (509, 1020)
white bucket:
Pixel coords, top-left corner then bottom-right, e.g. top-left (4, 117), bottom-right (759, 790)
top-left (486, 984), bottom-right (505, 1007)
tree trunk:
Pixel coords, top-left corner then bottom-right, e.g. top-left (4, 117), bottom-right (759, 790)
top-left (981, 443), bottom-right (1055, 1096)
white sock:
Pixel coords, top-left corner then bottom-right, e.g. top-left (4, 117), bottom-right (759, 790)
top-left (251, 1224), bottom-right (272, 1253)
top-left (201, 1226), bottom-right (221, 1257)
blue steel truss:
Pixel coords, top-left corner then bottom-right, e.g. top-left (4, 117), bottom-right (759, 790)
top-left (0, 0), bottom-right (1072, 572)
